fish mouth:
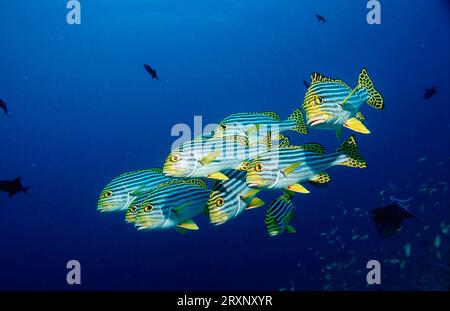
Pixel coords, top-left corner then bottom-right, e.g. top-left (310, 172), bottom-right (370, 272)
top-left (307, 117), bottom-right (327, 127)
top-left (247, 183), bottom-right (261, 188)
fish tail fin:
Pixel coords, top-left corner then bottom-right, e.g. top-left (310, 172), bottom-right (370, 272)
top-left (287, 109), bottom-right (308, 134)
top-left (358, 68), bottom-right (384, 109)
top-left (337, 135), bottom-right (368, 168)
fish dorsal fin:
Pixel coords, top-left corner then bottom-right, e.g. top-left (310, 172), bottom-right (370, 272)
top-left (260, 111), bottom-right (281, 121)
top-left (279, 136), bottom-right (290, 148)
top-left (300, 143), bottom-right (325, 155)
top-left (148, 168), bottom-right (163, 174)
top-left (159, 179), bottom-right (208, 190)
top-left (177, 219), bottom-right (199, 230)
top-left (356, 112), bottom-right (365, 120)
top-left (310, 172), bottom-right (331, 184)
top-left (310, 72), bottom-right (350, 88)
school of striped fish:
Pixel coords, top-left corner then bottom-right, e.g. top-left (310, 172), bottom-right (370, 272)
top-left (97, 68), bottom-right (385, 236)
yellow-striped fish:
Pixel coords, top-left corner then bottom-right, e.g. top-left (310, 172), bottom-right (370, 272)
top-left (302, 68), bottom-right (384, 140)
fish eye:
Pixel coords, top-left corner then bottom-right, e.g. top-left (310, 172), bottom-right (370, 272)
top-left (216, 197), bottom-right (225, 207)
top-left (169, 154), bottom-right (181, 163)
top-left (129, 205), bottom-right (137, 213)
top-left (219, 124), bottom-right (227, 131)
top-left (315, 96), bottom-right (323, 105)
top-left (103, 190), bottom-right (113, 198)
top-left (144, 204), bottom-right (154, 213)
top-left (255, 163), bottom-right (263, 172)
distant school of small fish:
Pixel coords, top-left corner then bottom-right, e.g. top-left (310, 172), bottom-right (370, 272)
top-left (98, 67), bottom-right (389, 236)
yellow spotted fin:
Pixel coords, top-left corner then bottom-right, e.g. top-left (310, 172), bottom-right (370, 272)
top-left (260, 111), bottom-right (281, 121)
top-left (287, 183), bottom-right (310, 194)
top-left (356, 112), bottom-right (365, 120)
top-left (358, 68), bottom-right (384, 109)
top-left (177, 219), bottom-right (199, 230)
top-left (337, 135), bottom-right (368, 168)
top-left (279, 136), bottom-right (290, 148)
top-left (300, 143), bottom-right (325, 154)
top-left (310, 72), bottom-right (350, 89)
top-left (344, 117), bottom-right (371, 134)
top-left (288, 109), bottom-right (308, 134)
top-left (282, 162), bottom-right (302, 177)
top-left (310, 172), bottom-right (331, 184)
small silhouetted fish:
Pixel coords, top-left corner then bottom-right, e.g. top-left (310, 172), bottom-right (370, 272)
top-left (0, 98), bottom-right (8, 116)
top-left (423, 87), bottom-right (437, 99)
top-left (316, 14), bottom-right (327, 23)
top-left (371, 203), bottom-right (414, 238)
top-left (303, 80), bottom-right (310, 89)
top-left (0, 177), bottom-right (32, 197)
top-left (143, 64), bottom-right (159, 80)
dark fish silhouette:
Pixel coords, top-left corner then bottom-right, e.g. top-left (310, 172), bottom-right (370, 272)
top-left (423, 87), bottom-right (437, 100)
top-left (0, 177), bottom-right (32, 197)
top-left (303, 80), bottom-right (310, 89)
top-left (0, 98), bottom-right (8, 116)
top-left (316, 14), bottom-right (327, 23)
top-left (371, 203), bottom-right (414, 238)
top-left (143, 64), bottom-right (159, 80)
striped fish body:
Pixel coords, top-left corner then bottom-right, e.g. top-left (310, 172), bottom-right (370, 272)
top-left (208, 170), bottom-right (256, 225)
top-left (303, 81), bottom-right (368, 130)
top-left (265, 193), bottom-right (296, 236)
top-left (97, 168), bottom-right (172, 212)
top-left (213, 110), bottom-right (308, 142)
top-left (135, 180), bottom-right (211, 231)
top-left (164, 136), bottom-right (268, 178)
top-left (247, 148), bottom-right (347, 190)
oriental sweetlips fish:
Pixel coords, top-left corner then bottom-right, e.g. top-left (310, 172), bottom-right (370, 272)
top-left (212, 110), bottom-right (308, 144)
top-left (135, 179), bottom-right (211, 231)
top-left (246, 135), bottom-right (367, 193)
top-left (207, 167), bottom-right (265, 225)
top-left (301, 68), bottom-right (384, 140)
top-left (97, 168), bottom-right (172, 212)
top-left (265, 191), bottom-right (297, 236)
top-left (125, 190), bottom-right (155, 224)
top-left (163, 134), bottom-right (289, 180)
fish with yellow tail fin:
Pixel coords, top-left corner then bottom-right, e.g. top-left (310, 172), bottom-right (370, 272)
top-left (207, 166), bottom-right (265, 225)
top-left (212, 110), bottom-right (308, 145)
top-left (246, 135), bottom-right (367, 192)
top-left (301, 68), bottom-right (383, 140)
top-left (265, 191), bottom-right (297, 236)
top-left (134, 179), bottom-right (210, 231)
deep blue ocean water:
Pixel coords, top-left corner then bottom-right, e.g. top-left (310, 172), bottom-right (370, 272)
top-left (0, 0), bottom-right (449, 291)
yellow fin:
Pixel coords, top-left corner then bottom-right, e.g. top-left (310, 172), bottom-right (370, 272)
top-left (207, 172), bottom-right (229, 180)
top-left (344, 118), bottom-right (371, 134)
top-left (282, 162), bottom-right (302, 176)
top-left (311, 172), bottom-right (331, 184)
top-left (260, 111), bottom-right (281, 121)
top-left (337, 135), bottom-right (368, 168)
top-left (287, 183), bottom-right (310, 194)
top-left (358, 68), bottom-right (384, 109)
top-left (199, 150), bottom-right (221, 165)
top-left (356, 112), bottom-right (365, 120)
top-left (246, 197), bottom-right (265, 210)
top-left (286, 225), bottom-right (296, 234)
top-left (241, 188), bottom-right (261, 203)
top-left (279, 136), bottom-right (290, 148)
top-left (300, 143), bottom-right (325, 155)
top-left (287, 109), bottom-right (308, 134)
top-left (310, 72), bottom-right (350, 89)
top-left (177, 219), bottom-right (199, 230)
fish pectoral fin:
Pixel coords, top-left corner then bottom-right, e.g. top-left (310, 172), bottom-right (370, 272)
top-left (177, 219), bottom-right (199, 230)
top-left (246, 197), bottom-right (265, 210)
top-left (199, 150), bottom-right (221, 166)
top-left (311, 172), bottom-right (331, 184)
top-left (240, 188), bottom-right (261, 204)
top-left (207, 172), bottom-right (229, 180)
top-left (282, 162), bottom-right (302, 177)
top-left (287, 184), bottom-right (310, 194)
top-left (343, 118), bottom-right (371, 134)
top-left (285, 225), bottom-right (296, 234)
